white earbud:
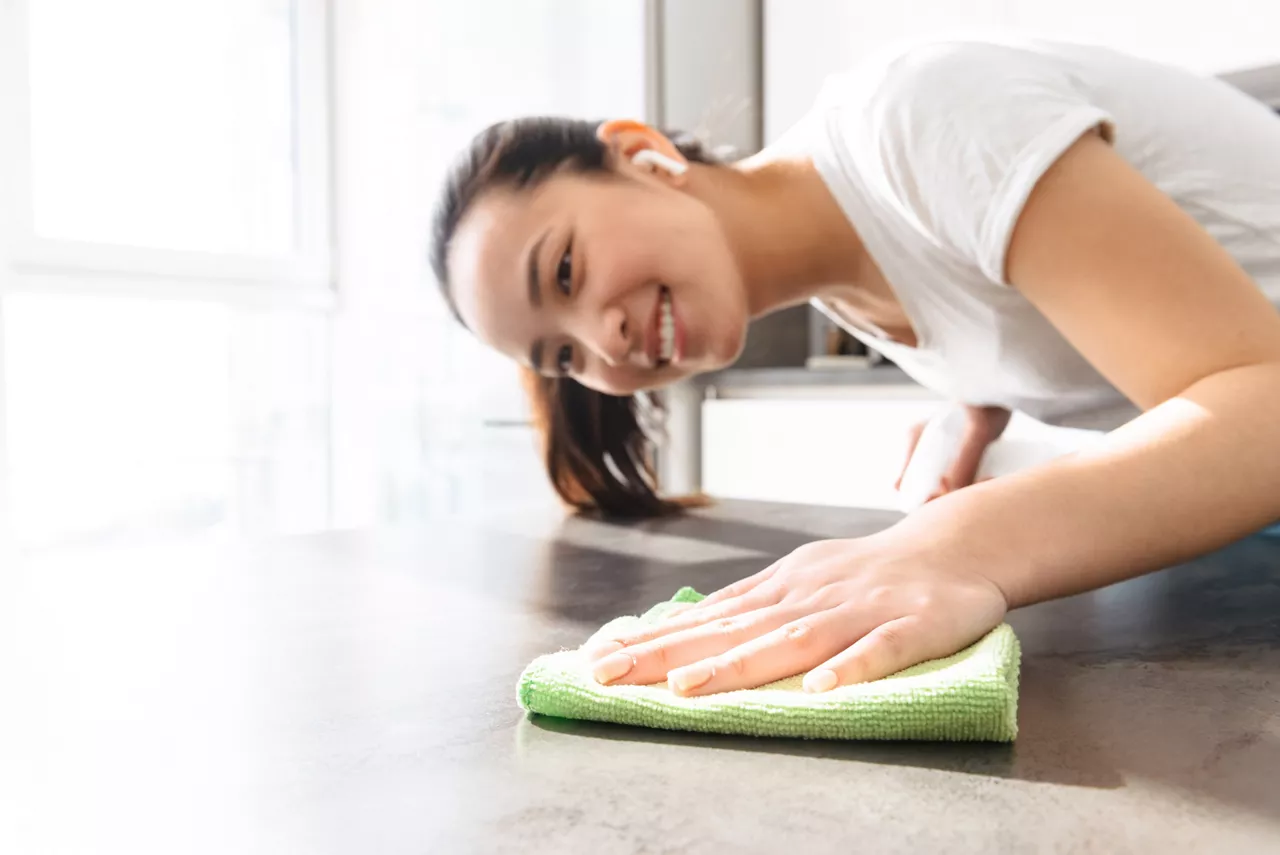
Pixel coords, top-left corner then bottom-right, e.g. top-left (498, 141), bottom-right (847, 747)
top-left (630, 149), bottom-right (688, 176)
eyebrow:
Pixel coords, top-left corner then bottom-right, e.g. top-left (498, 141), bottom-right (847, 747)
top-left (527, 232), bottom-right (547, 310)
top-left (526, 231), bottom-right (549, 370)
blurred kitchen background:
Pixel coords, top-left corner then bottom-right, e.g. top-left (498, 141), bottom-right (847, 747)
top-left (1, 0), bottom-right (1277, 551)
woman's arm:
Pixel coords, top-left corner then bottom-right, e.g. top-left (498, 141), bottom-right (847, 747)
top-left (584, 131), bottom-right (1280, 697)
top-left (903, 131), bottom-right (1280, 608)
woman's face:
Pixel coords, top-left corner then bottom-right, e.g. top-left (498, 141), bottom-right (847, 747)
top-left (447, 162), bottom-right (749, 396)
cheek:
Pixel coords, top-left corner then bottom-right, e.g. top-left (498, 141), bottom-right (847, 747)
top-left (600, 196), bottom-right (707, 283)
top-left (583, 365), bottom-right (645, 397)
top-left (682, 248), bottom-right (748, 363)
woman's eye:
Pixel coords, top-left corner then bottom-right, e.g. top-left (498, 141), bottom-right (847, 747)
top-left (556, 247), bottom-right (573, 296)
top-left (556, 344), bottom-right (574, 375)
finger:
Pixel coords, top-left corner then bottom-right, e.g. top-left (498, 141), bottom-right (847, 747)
top-left (666, 609), bottom-right (847, 697)
top-left (894, 421), bottom-right (928, 491)
top-left (634, 560), bottom-right (783, 630)
top-left (592, 603), bottom-right (801, 687)
top-left (678, 560), bottom-right (783, 614)
top-left (657, 602), bottom-right (698, 621)
top-left (583, 582), bottom-right (784, 662)
top-left (802, 615), bottom-right (940, 692)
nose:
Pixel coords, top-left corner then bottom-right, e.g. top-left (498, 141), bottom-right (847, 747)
top-left (581, 304), bottom-right (636, 368)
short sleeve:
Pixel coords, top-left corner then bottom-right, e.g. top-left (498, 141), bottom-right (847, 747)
top-left (850, 42), bottom-right (1115, 285)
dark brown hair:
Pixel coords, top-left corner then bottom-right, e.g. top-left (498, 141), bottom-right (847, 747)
top-left (429, 117), bottom-right (717, 517)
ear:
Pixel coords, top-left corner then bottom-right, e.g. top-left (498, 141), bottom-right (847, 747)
top-left (596, 119), bottom-right (689, 185)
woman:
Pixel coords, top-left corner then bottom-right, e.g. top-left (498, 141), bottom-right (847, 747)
top-left (430, 38), bottom-right (1280, 698)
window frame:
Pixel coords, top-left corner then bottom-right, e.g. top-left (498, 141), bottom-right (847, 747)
top-left (0, 0), bottom-right (335, 305)
top-left (0, 0), bottom-right (335, 543)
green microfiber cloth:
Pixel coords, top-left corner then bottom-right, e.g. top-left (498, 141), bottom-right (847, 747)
top-left (518, 587), bottom-right (1020, 742)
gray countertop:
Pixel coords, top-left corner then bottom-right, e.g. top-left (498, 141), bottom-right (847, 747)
top-left (2, 500), bottom-right (1279, 854)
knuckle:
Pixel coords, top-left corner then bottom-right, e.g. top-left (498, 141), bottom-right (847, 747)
top-left (913, 594), bottom-right (938, 615)
top-left (628, 631), bottom-right (663, 649)
top-left (645, 643), bottom-right (670, 670)
top-left (783, 622), bottom-right (815, 649)
top-left (715, 618), bottom-right (740, 635)
top-left (721, 655), bottom-right (747, 678)
top-left (792, 541), bottom-right (828, 563)
top-left (866, 585), bottom-right (895, 608)
top-left (756, 582), bottom-right (786, 608)
top-left (875, 623), bottom-right (908, 657)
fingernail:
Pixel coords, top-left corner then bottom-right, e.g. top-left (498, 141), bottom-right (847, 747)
top-left (804, 669), bottom-right (838, 694)
top-left (583, 640), bottom-right (624, 661)
top-left (592, 653), bottom-right (635, 684)
top-left (669, 662), bottom-right (715, 694)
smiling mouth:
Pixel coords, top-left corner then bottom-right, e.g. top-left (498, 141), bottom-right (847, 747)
top-left (657, 286), bottom-right (675, 366)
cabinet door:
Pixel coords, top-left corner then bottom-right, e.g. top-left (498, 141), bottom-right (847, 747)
top-left (702, 396), bottom-right (1113, 511)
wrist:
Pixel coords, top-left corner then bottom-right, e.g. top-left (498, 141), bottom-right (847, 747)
top-left (885, 487), bottom-right (1030, 609)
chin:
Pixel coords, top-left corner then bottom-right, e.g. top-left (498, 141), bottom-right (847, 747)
top-left (713, 322), bottom-right (749, 369)
top-left (681, 310), bottom-right (747, 373)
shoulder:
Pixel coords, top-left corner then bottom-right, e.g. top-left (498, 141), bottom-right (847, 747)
top-left (819, 38), bottom-right (1114, 282)
top-left (826, 38), bottom-right (1088, 132)
top-left (815, 38), bottom-right (1101, 191)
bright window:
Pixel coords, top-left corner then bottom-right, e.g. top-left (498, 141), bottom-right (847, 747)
top-left (0, 0), bottom-right (653, 547)
top-left (27, 0), bottom-right (298, 255)
top-left (3, 293), bottom-right (331, 546)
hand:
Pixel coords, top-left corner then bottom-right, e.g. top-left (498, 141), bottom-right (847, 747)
top-left (584, 531), bottom-right (1008, 697)
top-left (895, 405), bottom-right (1013, 501)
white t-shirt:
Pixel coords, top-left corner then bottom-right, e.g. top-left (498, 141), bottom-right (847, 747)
top-left (785, 38), bottom-right (1280, 429)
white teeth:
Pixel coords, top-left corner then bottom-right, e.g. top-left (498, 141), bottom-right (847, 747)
top-left (659, 291), bottom-right (675, 361)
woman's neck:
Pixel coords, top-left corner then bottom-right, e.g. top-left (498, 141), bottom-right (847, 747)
top-left (685, 155), bottom-right (873, 318)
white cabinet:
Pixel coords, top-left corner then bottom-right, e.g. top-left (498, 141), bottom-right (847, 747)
top-left (701, 391), bottom-right (1106, 510)
top-left (702, 392), bottom-right (942, 510)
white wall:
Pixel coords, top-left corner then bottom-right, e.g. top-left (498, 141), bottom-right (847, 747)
top-left (764, 0), bottom-right (1280, 141)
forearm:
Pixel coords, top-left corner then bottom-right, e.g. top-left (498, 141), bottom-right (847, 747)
top-left (898, 363), bottom-right (1280, 608)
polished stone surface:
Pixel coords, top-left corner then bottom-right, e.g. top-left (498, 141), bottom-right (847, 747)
top-left (2, 500), bottom-right (1278, 854)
